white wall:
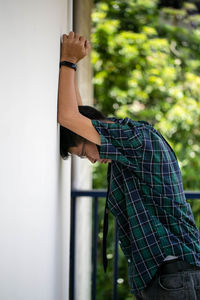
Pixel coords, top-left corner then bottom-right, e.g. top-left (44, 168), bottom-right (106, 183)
top-left (0, 0), bottom-right (71, 299)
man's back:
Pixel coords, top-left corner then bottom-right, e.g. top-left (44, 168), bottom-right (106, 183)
top-left (91, 117), bottom-right (200, 295)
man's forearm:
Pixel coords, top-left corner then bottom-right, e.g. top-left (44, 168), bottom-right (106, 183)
top-left (74, 73), bottom-right (83, 106)
top-left (58, 66), bottom-right (79, 122)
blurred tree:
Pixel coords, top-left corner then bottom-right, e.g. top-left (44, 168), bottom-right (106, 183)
top-left (91, 1), bottom-right (200, 299)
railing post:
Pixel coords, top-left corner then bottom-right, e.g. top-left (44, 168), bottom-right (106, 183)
top-left (69, 197), bottom-right (76, 300)
top-left (92, 197), bottom-right (98, 300)
top-left (113, 219), bottom-right (118, 300)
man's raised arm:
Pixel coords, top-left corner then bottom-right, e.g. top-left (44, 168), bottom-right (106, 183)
top-left (57, 32), bottom-right (100, 145)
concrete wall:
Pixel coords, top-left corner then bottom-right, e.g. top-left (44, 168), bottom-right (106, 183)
top-left (73, 1), bottom-right (94, 300)
top-left (0, 0), bottom-right (72, 299)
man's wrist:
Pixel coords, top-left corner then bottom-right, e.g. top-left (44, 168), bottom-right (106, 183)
top-left (60, 57), bottom-right (78, 64)
top-left (60, 61), bottom-right (77, 71)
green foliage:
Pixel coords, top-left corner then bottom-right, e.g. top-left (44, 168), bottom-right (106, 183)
top-left (91, 1), bottom-right (200, 299)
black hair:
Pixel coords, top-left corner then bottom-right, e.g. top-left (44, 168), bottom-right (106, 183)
top-left (60, 105), bottom-right (107, 159)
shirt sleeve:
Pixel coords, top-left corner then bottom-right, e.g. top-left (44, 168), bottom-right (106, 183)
top-left (91, 119), bottom-right (143, 168)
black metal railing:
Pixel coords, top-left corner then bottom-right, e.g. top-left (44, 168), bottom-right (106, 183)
top-left (70, 191), bottom-right (200, 300)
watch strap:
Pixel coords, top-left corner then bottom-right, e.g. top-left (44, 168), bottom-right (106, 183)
top-left (60, 61), bottom-right (77, 71)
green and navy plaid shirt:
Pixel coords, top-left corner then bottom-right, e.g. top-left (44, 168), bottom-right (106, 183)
top-left (91, 117), bottom-right (200, 296)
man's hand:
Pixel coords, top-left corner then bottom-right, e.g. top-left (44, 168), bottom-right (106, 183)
top-left (60, 31), bottom-right (91, 64)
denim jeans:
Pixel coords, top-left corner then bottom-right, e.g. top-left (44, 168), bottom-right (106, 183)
top-left (135, 260), bottom-right (200, 300)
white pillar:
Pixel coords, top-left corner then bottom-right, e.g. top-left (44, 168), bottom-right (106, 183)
top-left (72, 159), bottom-right (93, 300)
top-left (72, 1), bottom-right (94, 299)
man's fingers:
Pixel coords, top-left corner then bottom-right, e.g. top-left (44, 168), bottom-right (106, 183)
top-left (64, 32), bottom-right (89, 45)
top-left (68, 31), bottom-right (74, 39)
top-left (62, 34), bottom-right (68, 41)
top-left (61, 32), bottom-right (90, 59)
top-left (86, 40), bottom-right (90, 45)
top-left (74, 33), bottom-right (80, 40)
top-left (79, 36), bottom-right (86, 43)
top-left (85, 40), bottom-right (91, 49)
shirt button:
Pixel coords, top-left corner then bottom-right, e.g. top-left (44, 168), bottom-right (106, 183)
top-left (128, 259), bottom-right (131, 263)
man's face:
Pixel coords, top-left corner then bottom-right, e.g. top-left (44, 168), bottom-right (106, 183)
top-left (69, 141), bottom-right (112, 164)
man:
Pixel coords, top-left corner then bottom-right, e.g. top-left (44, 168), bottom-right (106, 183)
top-left (58, 31), bottom-right (200, 299)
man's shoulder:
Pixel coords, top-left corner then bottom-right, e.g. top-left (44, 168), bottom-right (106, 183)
top-left (108, 117), bottom-right (152, 128)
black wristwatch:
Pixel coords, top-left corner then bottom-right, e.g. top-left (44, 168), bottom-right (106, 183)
top-left (60, 61), bottom-right (77, 71)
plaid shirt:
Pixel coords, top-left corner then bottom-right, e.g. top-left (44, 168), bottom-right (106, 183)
top-left (91, 117), bottom-right (200, 296)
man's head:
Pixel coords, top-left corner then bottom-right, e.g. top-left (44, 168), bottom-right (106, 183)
top-left (60, 105), bottom-right (111, 164)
